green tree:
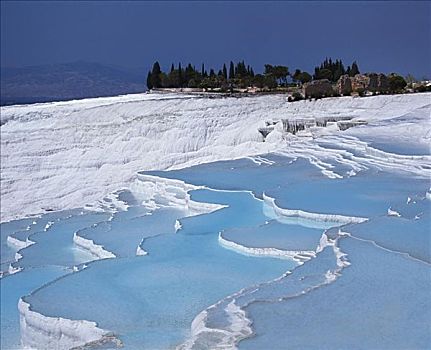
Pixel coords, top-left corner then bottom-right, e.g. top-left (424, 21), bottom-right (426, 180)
top-left (318, 68), bottom-right (332, 81)
top-left (229, 61), bottom-right (235, 80)
top-left (273, 65), bottom-right (289, 85)
top-left (333, 66), bottom-right (344, 82)
top-left (313, 58), bottom-right (347, 82)
top-left (160, 72), bottom-right (170, 88)
top-left (350, 61), bottom-right (360, 76)
top-left (264, 75), bottom-right (277, 89)
top-left (188, 79), bottom-right (198, 88)
top-left (178, 63), bottom-right (183, 87)
top-left (298, 71), bottom-right (312, 84)
top-left (292, 69), bottom-right (301, 82)
top-left (265, 65), bottom-right (289, 85)
top-left (264, 64), bottom-right (274, 76)
top-left (146, 71), bottom-right (153, 89)
top-left (388, 74), bottom-right (407, 92)
top-left (252, 74), bottom-right (265, 89)
top-left (184, 63), bottom-right (194, 85)
top-left (223, 64), bottom-right (228, 79)
top-left (151, 61), bottom-right (162, 88)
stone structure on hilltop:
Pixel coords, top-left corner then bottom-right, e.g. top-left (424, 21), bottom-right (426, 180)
top-left (367, 73), bottom-right (389, 92)
top-left (337, 75), bottom-right (352, 95)
top-left (303, 79), bottom-right (334, 98)
top-left (351, 74), bottom-right (370, 93)
top-left (348, 73), bottom-right (389, 94)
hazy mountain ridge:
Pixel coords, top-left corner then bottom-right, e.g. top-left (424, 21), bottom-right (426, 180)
top-left (0, 62), bottom-right (146, 105)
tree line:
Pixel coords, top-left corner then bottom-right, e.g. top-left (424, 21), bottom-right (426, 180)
top-left (313, 58), bottom-right (360, 82)
top-left (145, 59), bottom-right (361, 90)
top-left (147, 60), bottom-right (292, 90)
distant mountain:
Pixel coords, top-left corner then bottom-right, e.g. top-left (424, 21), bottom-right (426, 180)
top-left (0, 62), bottom-right (146, 105)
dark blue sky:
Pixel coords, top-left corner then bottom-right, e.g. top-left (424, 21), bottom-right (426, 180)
top-left (1, 1), bottom-right (430, 78)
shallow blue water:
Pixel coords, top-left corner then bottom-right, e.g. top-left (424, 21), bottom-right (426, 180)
top-left (222, 220), bottom-right (323, 252)
top-left (1, 266), bottom-right (67, 349)
top-left (77, 206), bottom-right (184, 257)
top-left (1, 211), bottom-right (89, 275)
top-left (368, 141), bottom-right (431, 155)
top-left (241, 237), bottom-right (431, 349)
top-left (24, 190), bottom-right (296, 349)
top-left (17, 211), bottom-right (110, 270)
top-left (146, 157), bottom-right (428, 218)
top-left (1, 218), bottom-right (35, 273)
top-left (1, 152), bottom-right (429, 349)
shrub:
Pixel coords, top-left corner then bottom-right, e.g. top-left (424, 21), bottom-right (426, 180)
top-left (388, 74), bottom-right (407, 92)
top-left (416, 85), bottom-right (427, 93)
top-left (292, 92), bottom-right (303, 101)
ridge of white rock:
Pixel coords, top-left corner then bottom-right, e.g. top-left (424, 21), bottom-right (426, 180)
top-left (132, 174), bottom-right (226, 215)
top-left (19, 298), bottom-right (113, 350)
top-left (2, 92), bottom-right (429, 222)
top-left (263, 193), bottom-right (368, 224)
top-left (218, 232), bottom-right (315, 263)
top-left (73, 232), bottom-right (116, 259)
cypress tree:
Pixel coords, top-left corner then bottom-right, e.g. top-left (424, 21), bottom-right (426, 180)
top-left (178, 63), bottom-right (183, 87)
top-left (229, 61), bottom-right (235, 80)
top-left (170, 63), bottom-right (175, 73)
top-left (223, 64), bottom-right (228, 79)
top-left (339, 60), bottom-right (345, 75)
top-left (237, 61), bottom-right (246, 77)
top-left (334, 66), bottom-right (343, 82)
top-left (146, 71), bottom-right (153, 89)
top-left (350, 61), bottom-right (360, 76)
top-left (184, 63), bottom-right (193, 85)
top-left (201, 63), bottom-right (205, 77)
top-left (151, 61), bottom-right (162, 88)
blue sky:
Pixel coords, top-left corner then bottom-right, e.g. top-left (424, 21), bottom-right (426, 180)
top-left (1, 1), bottom-right (430, 78)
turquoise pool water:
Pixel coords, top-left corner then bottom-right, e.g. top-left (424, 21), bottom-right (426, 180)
top-left (1, 154), bottom-right (429, 349)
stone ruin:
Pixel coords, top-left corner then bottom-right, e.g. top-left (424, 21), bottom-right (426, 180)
top-left (303, 79), bottom-right (334, 98)
top-left (350, 74), bottom-right (370, 93)
top-left (339, 73), bottom-right (389, 94)
top-left (366, 73), bottom-right (389, 92)
top-left (337, 75), bottom-right (352, 95)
